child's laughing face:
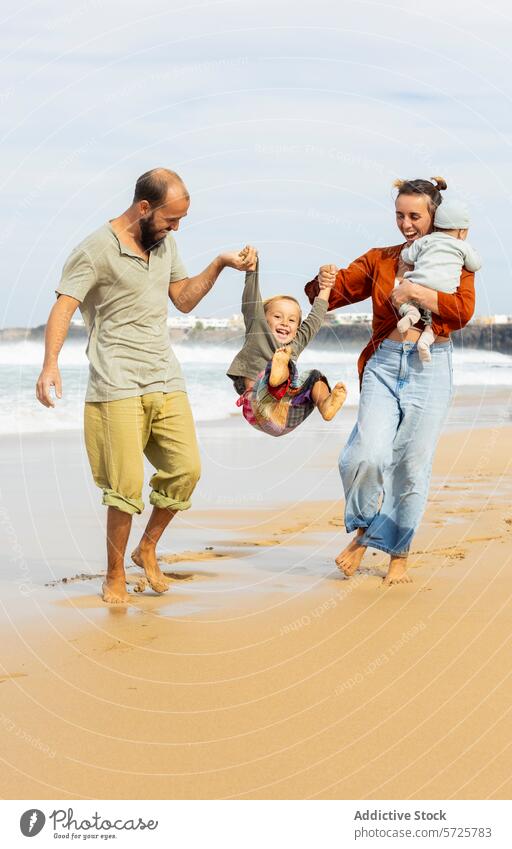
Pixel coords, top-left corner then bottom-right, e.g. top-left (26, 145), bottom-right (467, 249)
top-left (265, 298), bottom-right (301, 345)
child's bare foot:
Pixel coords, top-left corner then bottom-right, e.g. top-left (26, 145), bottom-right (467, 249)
top-left (335, 528), bottom-right (366, 576)
top-left (102, 575), bottom-right (130, 604)
top-left (131, 546), bottom-right (170, 594)
top-left (318, 382), bottom-right (347, 421)
top-left (269, 347), bottom-right (291, 387)
top-left (382, 556), bottom-right (412, 586)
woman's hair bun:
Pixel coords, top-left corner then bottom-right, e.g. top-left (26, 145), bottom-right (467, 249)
top-left (431, 176), bottom-right (447, 191)
top-left (393, 178), bottom-right (406, 190)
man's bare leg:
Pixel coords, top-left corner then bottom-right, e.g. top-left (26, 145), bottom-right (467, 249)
top-left (269, 347), bottom-right (291, 387)
top-left (103, 507), bottom-right (132, 603)
top-left (131, 506), bottom-right (177, 593)
top-left (312, 380), bottom-right (347, 421)
top-left (335, 527), bottom-right (367, 576)
top-left (382, 555), bottom-right (412, 586)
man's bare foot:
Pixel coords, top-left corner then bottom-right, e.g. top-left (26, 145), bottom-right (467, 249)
top-left (269, 347), bottom-right (291, 387)
top-left (382, 556), bottom-right (412, 586)
top-left (335, 528), bottom-right (366, 577)
top-left (102, 575), bottom-right (130, 604)
top-left (131, 546), bottom-right (170, 594)
top-left (318, 382), bottom-right (347, 421)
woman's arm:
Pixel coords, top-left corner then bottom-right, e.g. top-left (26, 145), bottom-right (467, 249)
top-left (391, 279), bottom-right (439, 313)
top-left (391, 268), bottom-right (476, 329)
top-left (305, 250), bottom-right (375, 309)
top-left (436, 268), bottom-right (476, 330)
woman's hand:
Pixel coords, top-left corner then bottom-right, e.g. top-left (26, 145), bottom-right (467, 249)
top-left (391, 279), bottom-right (415, 308)
top-left (318, 263), bottom-right (338, 289)
top-left (391, 279), bottom-right (440, 314)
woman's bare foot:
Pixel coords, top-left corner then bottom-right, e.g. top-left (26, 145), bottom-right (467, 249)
top-left (102, 574), bottom-right (130, 604)
top-left (335, 528), bottom-right (366, 577)
top-left (131, 545), bottom-right (170, 594)
top-left (382, 556), bottom-right (412, 586)
top-left (318, 382), bottom-right (347, 421)
top-left (269, 347), bottom-right (291, 387)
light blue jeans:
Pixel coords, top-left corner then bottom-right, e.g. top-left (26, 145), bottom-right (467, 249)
top-left (339, 339), bottom-right (453, 557)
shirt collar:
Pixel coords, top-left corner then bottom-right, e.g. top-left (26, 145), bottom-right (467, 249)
top-left (107, 221), bottom-right (148, 261)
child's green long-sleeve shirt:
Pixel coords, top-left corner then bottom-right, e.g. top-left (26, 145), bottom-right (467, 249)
top-left (227, 261), bottom-right (328, 394)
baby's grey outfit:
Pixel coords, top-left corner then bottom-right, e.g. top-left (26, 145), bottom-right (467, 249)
top-left (402, 231), bottom-right (481, 292)
top-left (227, 260), bottom-right (328, 394)
top-left (398, 232), bottom-right (481, 362)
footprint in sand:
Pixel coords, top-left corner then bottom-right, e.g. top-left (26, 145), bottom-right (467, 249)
top-left (159, 570), bottom-right (194, 581)
top-left (412, 545), bottom-right (467, 560)
top-left (466, 535), bottom-right (503, 543)
top-left (224, 539), bottom-right (280, 548)
top-left (273, 523), bottom-right (309, 535)
top-left (159, 550), bottom-right (232, 565)
top-left (46, 572), bottom-right (105, 587)
top-left (328, 518), bottom-right (345, 527)
top-left (446, 548), bottom-right (467, 560)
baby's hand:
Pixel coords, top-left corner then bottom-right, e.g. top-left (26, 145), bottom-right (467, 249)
top-left (318, 263), bottom-right (338, 289)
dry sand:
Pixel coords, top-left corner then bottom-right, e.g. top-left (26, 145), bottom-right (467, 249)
top-left (1, 419), bottom-right (511, 800)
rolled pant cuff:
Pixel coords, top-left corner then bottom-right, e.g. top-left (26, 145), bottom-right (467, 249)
top-left (102, 489), bottom-right (144, 515)
top-left (344, 519), bottom-right (370, 534)
top-left (358, 535), bottom-right (409, 558)
top-left (149, 491), bottom-right (192, 511)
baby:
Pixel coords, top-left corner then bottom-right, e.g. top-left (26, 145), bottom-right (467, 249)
top-left (227, 250), bottom-right (347, 437)
top-left (396, 198), bottom-right (482, 362)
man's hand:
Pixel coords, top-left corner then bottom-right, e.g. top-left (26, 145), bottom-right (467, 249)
top-left (36, 364), bottom-right (62, 408)
top-left (35, 294), bottom-right (78, 408)
top-left (220, 244), bottom-right (258, 272)
top-left (318, 263), bottom-right (338, 289)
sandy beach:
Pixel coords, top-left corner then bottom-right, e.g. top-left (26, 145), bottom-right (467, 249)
top-left (1, 398), bottom-right (512, 800)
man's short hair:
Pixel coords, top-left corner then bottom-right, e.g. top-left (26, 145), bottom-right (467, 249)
top-left (133, 168), bottom-right (189, 207)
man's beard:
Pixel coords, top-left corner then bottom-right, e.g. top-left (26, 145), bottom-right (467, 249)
top-left (139, 212), bottom-right (166, 252)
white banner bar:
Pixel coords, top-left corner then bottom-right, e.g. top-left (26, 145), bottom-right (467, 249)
top-left (3, 799), bottom-right (510, 848)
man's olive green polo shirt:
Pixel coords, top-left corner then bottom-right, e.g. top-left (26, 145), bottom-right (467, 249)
top-left (56, 223), bottom-right (188, 402)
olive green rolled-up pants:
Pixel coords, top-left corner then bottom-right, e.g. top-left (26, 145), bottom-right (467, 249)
top-left (84, 391), bottom-right (201, 515)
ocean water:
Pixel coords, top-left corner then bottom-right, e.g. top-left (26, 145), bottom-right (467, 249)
top-left (1, 340), bottom-right (512, 436)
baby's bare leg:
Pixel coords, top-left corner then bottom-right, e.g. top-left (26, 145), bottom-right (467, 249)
top-left (313, 380), bottom-right (347, 421)
top-left (269, 347), bottom-right (292, 387)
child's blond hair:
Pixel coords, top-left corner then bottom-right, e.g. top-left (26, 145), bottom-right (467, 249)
top-left (263, 295), bottom-right (302, 322)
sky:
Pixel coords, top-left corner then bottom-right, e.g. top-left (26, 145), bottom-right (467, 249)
top-left (1, 0), bottom-right (511, 327)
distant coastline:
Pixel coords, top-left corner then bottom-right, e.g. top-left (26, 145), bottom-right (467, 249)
top-left (2, 319), bottom-right (512, 354)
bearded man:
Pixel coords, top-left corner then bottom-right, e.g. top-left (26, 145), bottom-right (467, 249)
top-left (36, 168), bottom-right (256, 603)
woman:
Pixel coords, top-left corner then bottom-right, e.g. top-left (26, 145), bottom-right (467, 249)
top-left (305, 177), bottom-right (476, 586)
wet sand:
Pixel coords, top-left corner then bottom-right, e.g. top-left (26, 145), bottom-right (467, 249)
top-left (1, 405), bottom-right (512, 799)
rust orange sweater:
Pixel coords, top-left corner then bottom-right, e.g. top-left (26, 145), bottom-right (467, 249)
top-left (305, 243), bottom-right (476, 384)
